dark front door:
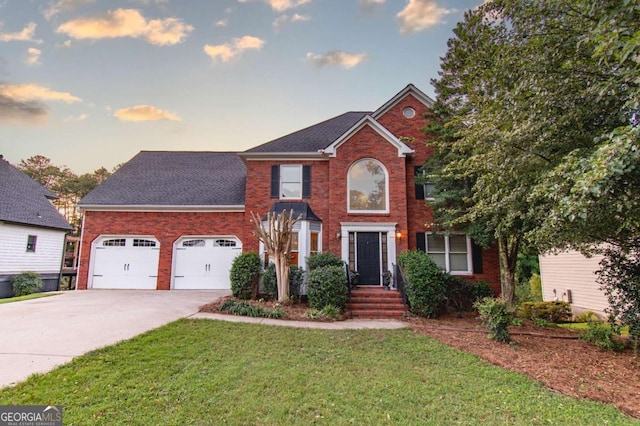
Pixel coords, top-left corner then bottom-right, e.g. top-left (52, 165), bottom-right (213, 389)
top-left (357, 232), bottom-right (381, 285)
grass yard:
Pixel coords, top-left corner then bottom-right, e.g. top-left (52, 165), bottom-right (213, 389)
top-left (0, 292), bottom-right (59, 304)
top-left (0, 319), bottom-right (637, 425)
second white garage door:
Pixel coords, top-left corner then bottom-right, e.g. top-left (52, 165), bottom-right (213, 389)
top-left (173, 236), bottom-right (242, 289)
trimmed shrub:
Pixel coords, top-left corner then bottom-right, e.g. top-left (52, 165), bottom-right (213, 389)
top-left (307, 251), bottom-right (344, 271)
top-left (307, 265), bottom-right (347, 310)
top-left (517, 301), bottom-right (572, 323)
top-left (475, 297), bottom-right (511, 343)
top-left (579, 321), bottom-right (624, 352)
top-left (445, 276), bottom-right (494, 312)
top-left (11, 272), bottom-right (43, 297)
top-left (398, 250), bottom-right (446, 318)
top-left (229, 252), bottom-right (261, 299)
top-left (262, 264), bottom-right (305, 300)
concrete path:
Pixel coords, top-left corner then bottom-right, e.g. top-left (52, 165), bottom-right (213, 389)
top-left (0, 290), bottom-right (407, 389)
top-left (0, 289), bottom-right (228, 388)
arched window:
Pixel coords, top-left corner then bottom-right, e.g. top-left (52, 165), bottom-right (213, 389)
top-left (347, 159), bottom-right (388, 213)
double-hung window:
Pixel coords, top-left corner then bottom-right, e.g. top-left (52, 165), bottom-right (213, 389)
top-left (271, 165), bottom-right (311, 199)
top-left (26, 235), bottom-right (37, 252)
top-left (415, 166), bottom-right (435, 200)
top-left (420, 233), bottom-right (472, 275)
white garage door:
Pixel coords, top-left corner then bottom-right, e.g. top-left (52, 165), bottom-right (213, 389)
top-left (173, 237), bottom-right (242, 290)
top-left (91, 237), bottom-right (159, 289)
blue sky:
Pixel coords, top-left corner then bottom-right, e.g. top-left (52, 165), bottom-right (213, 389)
top-left (0, 0), bottom-right (481, 173)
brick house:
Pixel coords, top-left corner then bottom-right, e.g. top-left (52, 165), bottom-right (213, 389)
top-left (77, 84), bottom-right (501, 294)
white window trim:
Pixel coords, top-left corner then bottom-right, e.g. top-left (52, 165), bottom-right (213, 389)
top-left (347, 158), bottom-right (390, 214)
top-left (426, 234), bottom-right (473, 275)
top-left (419, 170), bottom-right (436, 201)
top-left (259, 221), bottom-right (322, 271)
top-left (340, 222), bottom-right (397, 274)
top-left (280, 165), bottom-right (303, 200)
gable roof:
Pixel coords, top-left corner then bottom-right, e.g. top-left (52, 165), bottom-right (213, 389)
top-left (0, 158), bottom-right (73, 230)
top-left (372, 84), bottom-right (435, 119)
top-left (242, 111), bottom-right (369, 156)
top-left (79, 151), bottom-right (246, 209)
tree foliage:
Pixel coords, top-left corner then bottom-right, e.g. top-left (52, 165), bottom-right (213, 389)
top-left (425, 0), bottom-right (639, 306)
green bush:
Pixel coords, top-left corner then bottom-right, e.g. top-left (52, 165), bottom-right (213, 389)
top-left (445, 276), bottom-right (494, 312)
top-left (529, 273), bottom-right (543, 301)
top-left (306, 251), bottom-right (344, 271)
top-left (229, 252), bottom-right (261, 299)
top-left (398, 250), bottom-right (446, 318)
top-left (579, 321), bottom-right (624, 352)
top-left (262, 264), bottom-right (305, 300)
top-left (516, 301), bottom-right (572, 323)
top-left (218, 299), bottom-right (284, 319)
top-left (303, 305), bottom-right (342, 320)
top-left (474, 297), bottom-right (511, 343)
top-left (574, 311), bottom-right (600, 323)
top-left (307, 266), bottom-right (347, 310)
top-left (11, 272), bottom-right (43, 297)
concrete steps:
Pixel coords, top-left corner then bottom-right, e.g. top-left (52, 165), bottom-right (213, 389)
top-left (347, 287), bottom-right (406, 319)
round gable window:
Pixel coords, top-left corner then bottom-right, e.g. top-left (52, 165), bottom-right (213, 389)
top-left (403, 107), bottom-right (416, 119)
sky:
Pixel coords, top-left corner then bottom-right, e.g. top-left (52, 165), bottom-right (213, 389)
top-left (0, 0), bottom-right (482, 174)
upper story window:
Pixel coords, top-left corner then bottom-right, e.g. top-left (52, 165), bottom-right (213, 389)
top-left (415, 167), bottom-right (435, 200)
top-left (348, 159), bottom-right (388, 213)
top-left (26, 235), bottom-right (37, 252)
top-left (271, 165), bottom-right (311, 199)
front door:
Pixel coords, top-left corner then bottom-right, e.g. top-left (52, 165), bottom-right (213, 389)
top-left (357, 232), bottom-right (381, 285)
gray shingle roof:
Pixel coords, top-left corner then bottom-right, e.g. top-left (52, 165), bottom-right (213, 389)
top-left (0, 158), bottom-right (73, 230)
top-left (245, 111), bottom-right (370, 153)
top-left (79, 151), bottom-right (246, 206)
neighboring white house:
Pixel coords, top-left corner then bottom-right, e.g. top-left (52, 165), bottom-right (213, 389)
top-left (539, 250), bottom-right (609, 317)
top-left (0, 156), bottom-right (73, 298)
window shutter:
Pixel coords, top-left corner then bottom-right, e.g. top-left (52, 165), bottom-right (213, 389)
top-left (416, 232), bottom-right (426, 252)
top-left (472, 241), bottom-right (484, 274)
top-left (414, 166), bottom-right (425, 200)
top-left (302, 165), bottom-right (311, 198)
top-left (270, 165), bottom-right (279, 198)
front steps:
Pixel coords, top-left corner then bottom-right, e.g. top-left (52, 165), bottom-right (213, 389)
top-left (346, 287), bottom-right (406, 319)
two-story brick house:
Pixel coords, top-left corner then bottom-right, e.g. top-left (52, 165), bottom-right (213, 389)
top-left (77, 84), bottom-right (501, 294)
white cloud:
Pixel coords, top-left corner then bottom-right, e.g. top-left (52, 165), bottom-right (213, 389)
top-left (56, 8), bottom-right (193, 46)
top-left (215, 19), bottom-right (228, 27)
top-left (24, 48), bottom-right (41, 66)
top-left (0, 22), bottom-right (41, 43)
top-left (397, 0), bottom-right (451, 33)
top-left (114, 105), bottom-right (180, 122)
top-left (238, 0), bottom-right (310, 12)
top-left (63, 113), bottom-right (89, 122)
top-left (43, 0), bottom-right (94, 20)
top-left (273, 13), bottom-right (309, 31)
top-left (62, 39), bottom-right (72, 48)
top-left (0, 83), bottom-right (81, 123)
top-left (204, 35), bottom-right (265, 63)
top-left (359, 0), bottom-right (384, 13)
top-left (0, 83), bottom-right (81, 103)
top-left (306, 51), bottom-right (367, 69)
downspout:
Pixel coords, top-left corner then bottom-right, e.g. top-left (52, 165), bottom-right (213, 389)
top-left (74, 212), bottom-right (85, 291)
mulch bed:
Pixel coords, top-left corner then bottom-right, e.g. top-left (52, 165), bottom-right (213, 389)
top-left (201, 298), bottom-right (640, 418)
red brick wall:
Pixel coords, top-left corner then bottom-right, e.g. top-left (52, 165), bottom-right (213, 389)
top-left (78, 210), bottom-right (246, 290)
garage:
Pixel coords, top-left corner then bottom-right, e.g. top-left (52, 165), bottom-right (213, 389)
top-left (91, 236), bottom-right (160, 289)
top-left (173, 236), bottom-right (242, 290)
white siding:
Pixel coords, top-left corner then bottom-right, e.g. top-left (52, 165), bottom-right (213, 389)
top-left (539, 250), bottom-right (608, 316)
top-left (0, 222), bottom-right (66, 275)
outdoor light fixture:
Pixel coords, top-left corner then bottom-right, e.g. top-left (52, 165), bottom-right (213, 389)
top-left (396, 230), bottom-right (402, 239)
top-left (336, 230), bottom-right (341, 240)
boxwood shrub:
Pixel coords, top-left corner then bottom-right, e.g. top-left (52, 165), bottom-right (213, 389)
top-left (398, 250), bottom-right (446, 318)
top-left (306, 251), bottom-right (344, 271)
top-left (307, 265), bottom-right (347, 310)
top-left (229, 252), bottom-right (261, 299)
top-left (11, 272), bottom-right (43, 297)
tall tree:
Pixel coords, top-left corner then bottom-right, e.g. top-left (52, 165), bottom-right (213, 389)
top-left (250, 209), bottom-right (300, 302)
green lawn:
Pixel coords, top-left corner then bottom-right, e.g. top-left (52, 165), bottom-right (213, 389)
top-left (0, 292), bottom-right (60, 304)
top-left (1, 319), bottom-right (637, 425)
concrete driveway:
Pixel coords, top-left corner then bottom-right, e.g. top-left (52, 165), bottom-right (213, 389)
top-left (0, 289), bottom-right (229, 388)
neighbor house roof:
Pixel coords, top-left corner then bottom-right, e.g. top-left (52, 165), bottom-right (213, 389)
top-left (243, 111), bottom-right (370, 154)
top-left (79, 151), bottom-right (246, 208)
top-left (0, 158), bottom-right (73, 230)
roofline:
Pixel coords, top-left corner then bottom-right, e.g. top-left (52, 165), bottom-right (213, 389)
top-left (239, 152), bottom-right (328, 160)
top-left (372, 84), bottom-right (435, 119)
top-left (0, 219), bottom-right (73, 232)
top-left (320, 115), bottom-right (414, 158)
top-left (78, 205), bottom-right (245, 213)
